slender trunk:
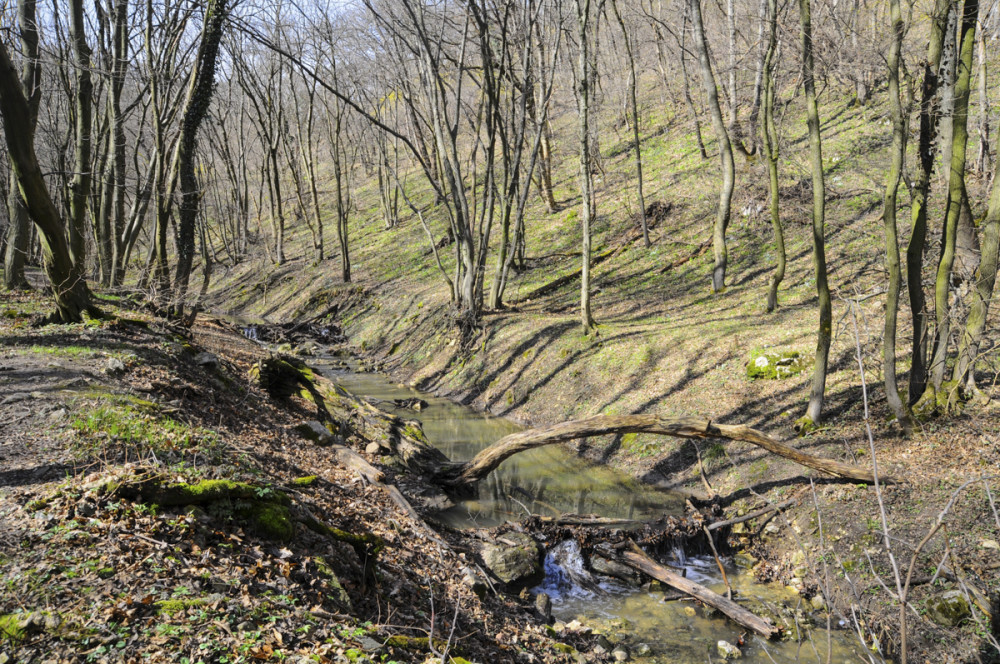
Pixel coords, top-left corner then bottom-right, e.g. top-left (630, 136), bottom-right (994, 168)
top-left (68, 0), bottom-right (93, 273)
top-left (3, 0), bottom-right (40, 291)
top-left (0, 40), bottom-right (93, 321)
top-left (171, 0), bottom-right (229, 312)
top-left (689, 0), bottom-right (735, 293)
top-left (762, 0), bottom-right (784, 313)
top-left (952, 152), bottom-right (1000, 390)
top-left (680, 4), bottom-right (709, 160)
top-left (906, 0), bottom-right (951, 405)
top-left (974, 12), bottom-right (991, 173)
top-left (576, 0), bottom-right (596, 333)
top-left (883, 0), bottom-right (914, 433)
top-left (798, 0), bottom-right (831, 430)
top-left (611, 0), bottom-right (648, 247)
top-left (927, 0), bottom-right (978, 396)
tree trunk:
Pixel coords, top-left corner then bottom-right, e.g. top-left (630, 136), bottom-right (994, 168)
top-left (952, 156), bottom-right (1000, 391)
top-left (798, 0), bottom-right (832, 430)
top-left (576, 0), bottom-right (597, 334)
top-left (680, 4), bottom-right (709, 160)
top-left (0, 41), bottom-right (94, 322)
top-left (974, 10), bottom-right (991, 174)
top-left (3, 0), bottom-right (40, 291)
top-left (611, 0), bottom-right (649, 248)
top-left (906, 0), bottom-right (952, 404)
top-left (927, 0), bottom-right (978, 396)
top-left (68, 0), bottom-right (94, 273)
top-left (883, 0), bottom-right (914, 433)
top-left (689, 0), bottom-right (735, 293)
top-left (435, 414), bottom-right (882, 488)
top-left (762, 0), bottom-right (784, 313)
top-left (608, 542), bottom-right (780, 638)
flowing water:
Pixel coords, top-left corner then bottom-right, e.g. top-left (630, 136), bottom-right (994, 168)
top-left (242, 326), bottom-right (877, 663)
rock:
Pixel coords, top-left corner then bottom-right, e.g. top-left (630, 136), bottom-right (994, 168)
top-left (48, 408), bottom-right (68, 423)
top-left (810, 593), bottom-right (826, 611)
top-left (926, 589), bottom-right (971, 627)
top-left (480, 532), bottom-right (542, 589)
top-left (461, 567), bottom-right (489, 598)
top-left (612, 647), bottom-right (629, 662)
top-left (293, 421), bottom-right (340, 447)
top-left (365, 442), bottom-right (383, 456)
top-left (590, 555), bottom-right (642, 585)
top-left (195, 352), bottom-right (219, 368)
top-left (717, 640), bottom-right (743, 660)
top-left (733, 553), bottom-right (757, 569)
top-left (105, 357), bottom-right (126, 375)
top-left (746, 349), bottom-right (809, 380)
top-left (980, 539), bottom-right (999, 550)
top-left (535, 592), bottom-right (552, 622)
top-left (75, 500), bottom-right (97, 518)
top-left (634, 644), bottom-right (651, 656)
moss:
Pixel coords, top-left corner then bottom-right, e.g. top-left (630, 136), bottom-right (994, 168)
top-left (313, 556), bottom-right (352, 608)
top-left (552, 643), bottom-right (577, 655)
top-left (746, 348), bottom-right (809, 380)
top-left (154, 596), bottom-right (218, 616)
top-left (401, 423), bottom-right (428, 443)
top-left (794, 416), bottom-right (818, 435)
top-left (0, 613), bottom-right (26, 642)
top-left (246, 502), bottom-right (295, 541)
top-left (383, 635), bottom-right (455, 652)
top-left (141, 479), bottom-right (289, 507)
top-left (292, 475), bottom-right (319, 486)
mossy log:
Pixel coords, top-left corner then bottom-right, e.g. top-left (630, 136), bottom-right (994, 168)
top-left (251, 356), bottom-right (450, 473)
top-left (434, 415), bottom-right (884, 487)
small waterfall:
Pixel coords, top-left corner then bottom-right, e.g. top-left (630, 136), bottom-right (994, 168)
top-left (534, 540), bottom-right (607, 600)
top-left (241, 325), bottom-right (260, 342)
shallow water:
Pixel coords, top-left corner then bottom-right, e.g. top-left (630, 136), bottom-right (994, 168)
top-left (301, 351), bottom-right (878, 663)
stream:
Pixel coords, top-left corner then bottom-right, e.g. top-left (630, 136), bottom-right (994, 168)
top-left (245, 325), bottom-right (876, 663)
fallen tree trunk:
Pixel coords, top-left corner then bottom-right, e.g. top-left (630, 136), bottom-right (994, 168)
top-left (435, 414), bottom-right (882, 487)
top-left (606, 541), bottom-right (780, 638)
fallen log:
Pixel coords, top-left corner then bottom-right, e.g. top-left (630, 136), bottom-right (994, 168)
top-left (707, 498), bottom-right (798, 532)
top-left (434, 414), bottom-right (882, 487)
top-left (329, 444), bottom-right (385, 484)
top-left (605, 541), bottom-right (780, 638)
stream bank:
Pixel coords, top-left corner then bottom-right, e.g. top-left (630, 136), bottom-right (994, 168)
top-left (204, 281), bottom-right (1000, 664)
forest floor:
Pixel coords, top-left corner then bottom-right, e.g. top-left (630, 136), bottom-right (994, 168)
top-left (0, 290), bottom-right (597, 664)
top-left (201, 91), bottom-right (1000, 663)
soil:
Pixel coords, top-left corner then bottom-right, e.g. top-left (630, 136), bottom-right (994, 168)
top-left (0, 292), bottom-right (593, 664)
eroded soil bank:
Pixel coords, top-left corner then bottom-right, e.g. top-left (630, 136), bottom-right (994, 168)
top-left (0, 293), bottom-right (602, 663)
top-left (203, 281), bottom-right (1000, 664)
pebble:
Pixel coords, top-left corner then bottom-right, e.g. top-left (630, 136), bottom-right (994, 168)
top-left (612, 647), bottom-right (629, 662)
top-left (105, 358), bottom-right (126, 374)
top-left (717, 639), bottom-right (743, 660)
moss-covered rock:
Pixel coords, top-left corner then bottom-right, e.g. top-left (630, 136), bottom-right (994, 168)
top-left (313, 556), bottom-right (352, 609)
top-left (244, 501), bottom-right (295, 541)
top-left (154, 594), bottom-right (225, 616)
top-left (746, 349), bottom-right (809, 380)
top-left (480, 532), bottom-right (543, 589)
top-left (926, 589), bottom-right (971, 627)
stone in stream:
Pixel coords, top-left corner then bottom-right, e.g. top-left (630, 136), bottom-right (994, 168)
top-left (717, 640), bottom-right (743, 660)
top-left (480, 532), bottom-right (543, 589)
top-left (589, 555), bottom-right (641, 586)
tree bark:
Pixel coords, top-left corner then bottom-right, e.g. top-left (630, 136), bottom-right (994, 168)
top-left (952, 155), bottom-right (1000, 391)
top-left (171, 0), bottom-right (230, 313)
top-left (435, 414), bottom-right (883, 487)
top-left (689, 0), bottom-right (735, 293)
top-left (927, 0), bottom-right (978, 396)
top-left (798, 0), bottom-right (832, 430)
top-left (3, 0), bottom-right (40, 291)
top-left (883, 0), bottom-right (914, 433)
top-left (906, 0), bottom-right (952, 404)
top-left (576, 0), bottom-right (597, 333)
top-left (605, 541), bottom-right (780, 638)
top-left (762, 0), bottom-right (784, 313)
top-left (0, 41), bottom-right (94, 322)
top-left (67, 0), bottom-right (94, 272)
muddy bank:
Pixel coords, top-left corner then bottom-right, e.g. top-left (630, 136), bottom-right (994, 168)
top-left (234, 287), bottom-right (1000, 664)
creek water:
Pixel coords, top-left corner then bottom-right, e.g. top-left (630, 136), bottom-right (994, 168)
top-left (239, 323), bottom-right (876, 663)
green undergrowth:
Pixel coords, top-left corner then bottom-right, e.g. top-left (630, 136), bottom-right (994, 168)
top-left (69, 397), bottom-right (226, 464)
